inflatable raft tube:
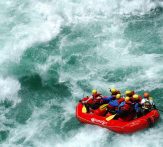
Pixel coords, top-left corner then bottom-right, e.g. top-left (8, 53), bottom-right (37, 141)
top-left (76, 102), bottom-right (160, 134)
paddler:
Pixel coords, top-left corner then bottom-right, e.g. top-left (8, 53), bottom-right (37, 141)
top-left (115, 96), bottom-right (134, 120)
top-left (80, 89), bottom-right (103, 112)
top-left (130, 94), bottom-right (142, 117)
top-left (141, 92), bottom-right (156, 109)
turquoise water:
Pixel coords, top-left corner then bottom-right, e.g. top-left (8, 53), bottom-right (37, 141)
top-left (0, 0), bottom-right (163, 146)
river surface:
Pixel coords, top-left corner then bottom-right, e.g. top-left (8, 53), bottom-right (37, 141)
top-left (0, 0), bottom-right (163, 146)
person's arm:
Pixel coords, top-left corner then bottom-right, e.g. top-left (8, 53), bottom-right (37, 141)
top-left (82, 96), bottom-right (93, 103)
top-left (102, 96), bottom-right (113, 102)
top-left (96, 94), bottom-right (103, 99)
top-left (140, 98), bottom-right (145, 105)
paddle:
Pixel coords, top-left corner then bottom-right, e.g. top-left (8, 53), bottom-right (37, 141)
top-left (99, 104), bottom-right (108, 110)
top-left (106, 114), bottom-right (116, 121)
top-left (79, 100), bottom-right (87, 113)
top-left (82, 105), bottom-right (87, 113)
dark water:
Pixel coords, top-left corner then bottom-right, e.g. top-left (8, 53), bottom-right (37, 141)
top-left (0, 0), bottom-right (163, 146)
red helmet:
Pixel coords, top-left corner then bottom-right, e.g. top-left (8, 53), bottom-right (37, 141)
top-left (144, 92), bottom-right (150, 98)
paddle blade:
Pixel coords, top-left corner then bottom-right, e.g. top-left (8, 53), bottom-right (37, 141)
top-left (99, 104), bottom-right (108, 110)
top-left (82, 105), bottom-right (87, 113)
top-left (106, 114), bottom-right (116, 121)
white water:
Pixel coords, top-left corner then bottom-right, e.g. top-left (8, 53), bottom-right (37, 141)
top-left (0, 0), bottom-right (163, 147)
top-left (0, 77), bottom-right (20, 104)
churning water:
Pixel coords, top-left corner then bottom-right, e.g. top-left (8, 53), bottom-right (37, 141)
top-left (0, 0), bottom-right (163, 146)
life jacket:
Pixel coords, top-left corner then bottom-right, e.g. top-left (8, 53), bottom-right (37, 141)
top-left (92, 93), bottom-right (103, 104)
top-left (106, 97), bottom-right (124, 110)
top-left (117, 98), bottom-right (125, 104)
top-left (107, 103), bottom-right (116, 111)
top-left (107, 98), bottom-right (123, 112)
top-left (102, 96), bottom-right (115, 103)
top-left (92, 93), bottom-right (101, 99)
top-left (129, 95), bottom-right (142, 113)
top-left (81, 96), bottom-right (96, 105)
top-left (109, 99), bottom-right (119, 107)
top-left (141, 97), bottom-right (154, 106)
top-left (84, 97), bottom-right (94, 104)
top-left (117, 101), bottom-right (132, 114)
top-left (121, 101), bottom-right (132, 112)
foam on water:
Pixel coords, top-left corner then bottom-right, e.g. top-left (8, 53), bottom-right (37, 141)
top-left (0, 0), bottom-right (62, 65)
top-left (0, 76), bottom-right (20, 104)
top-left (55, 126), bottom-right (108, 147)
top-left (55, 1), bottom-right (163, 146)
top-left (1, 0), bottom-right (163, 147)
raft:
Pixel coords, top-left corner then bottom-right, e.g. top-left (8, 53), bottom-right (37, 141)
top-left (76, 102), bottom-right (160, 134)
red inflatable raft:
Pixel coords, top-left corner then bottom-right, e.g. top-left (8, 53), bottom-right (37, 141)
top-left (76, 102), bottom-right (160, 134)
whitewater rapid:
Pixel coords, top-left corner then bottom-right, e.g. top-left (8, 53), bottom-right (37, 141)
top-left (0, 0), bottom-right (163, 147)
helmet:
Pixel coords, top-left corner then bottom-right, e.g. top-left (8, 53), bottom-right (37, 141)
top-left (133, 94), bottom-right (139, 100)
top-left (125, 90), bottom-right (135, 96)
top-left (92, 89), bottom-right (97, 94)
top-left (144, 92), bottom-right (150, 98)
top-left (125, 90), bottom-right (131, 95)
top-left (110, 88), bottom-right (116, 93)
top-left (125, 96), bottom-right (130, 102)
top-left (116, 94), bottom-right (121, 99)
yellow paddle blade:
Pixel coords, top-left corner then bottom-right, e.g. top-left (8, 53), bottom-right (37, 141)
top-left (99, 104), bottom-right (108, 110)
top-left (106, 114), bottom-right (116, 121)
top-left (82, 105), bottom-right (87, 113)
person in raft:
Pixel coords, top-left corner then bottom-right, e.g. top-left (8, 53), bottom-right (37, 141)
top-left (114, 96), bottom-right (134, 120)
top-left (80, 89), bottom-right (103, 112)
top-left (108, 93), bottom-right (125, 114)
top-left (90, 88), bottom-right (121, 116)
top-left (125, 90), bottom-right (135, 98)
top-left (93, 93), bottom-right (124, 116)
top-left (141, 92), bottom-right (156, 109)
top-left (102, 88), bottom-right (120, 102)
top-left (110, 88), bottom-right (121, 96)
top-left (101, 88), bottom-right (123, 115)
top-left (102, 88), bottom-right (117, 101)
top-left (140, 92), bottom-right (156, 115)
top-left (130, 94), bottom-right (142, 117)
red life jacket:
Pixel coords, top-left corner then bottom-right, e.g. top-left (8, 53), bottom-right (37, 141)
top-left (83, 93), bottom-right (102, 105)
top-left (121, 101), bottom-right (133, 112)
top-left (92, 93), bottom-right (102, 104)
top-left (107, 104), bottom-right (115, 110)
top-left (117, 98), bottom-right (125, 104)
top-left (81, 97), bottom-right (94, 104)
